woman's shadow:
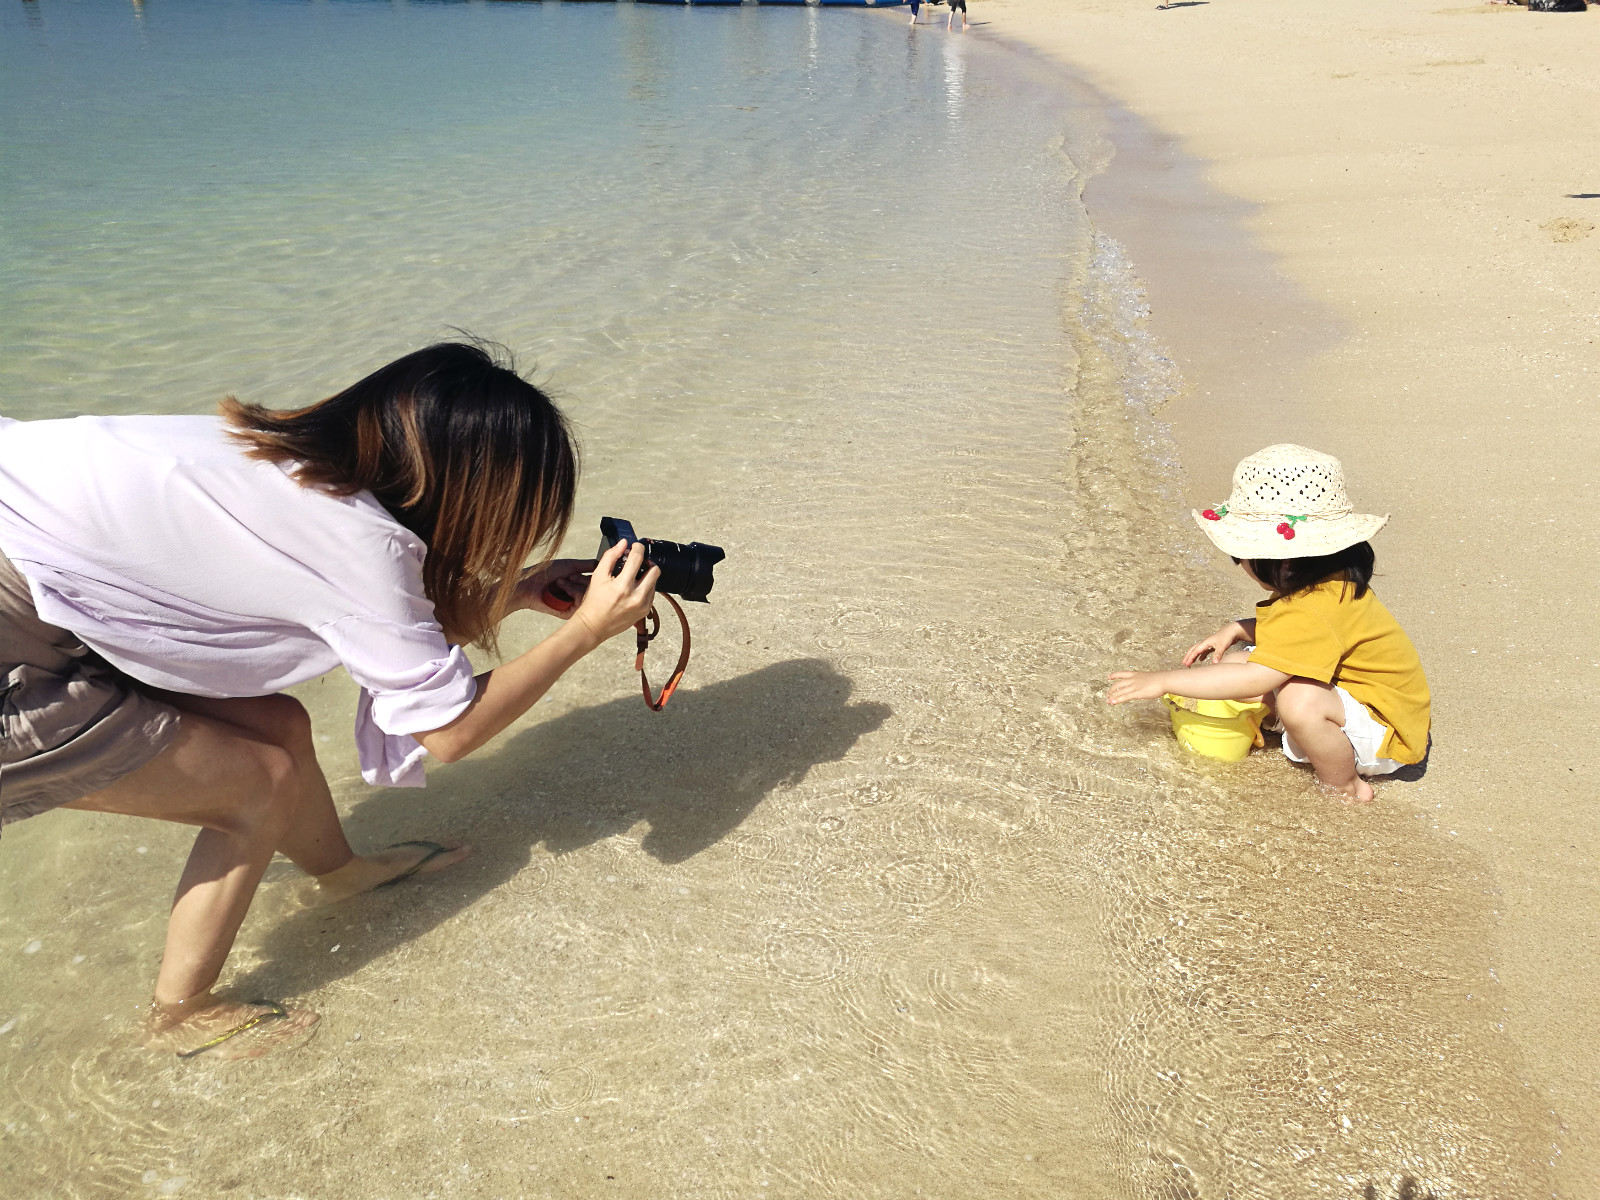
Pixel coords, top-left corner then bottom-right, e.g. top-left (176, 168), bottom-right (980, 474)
top-left (232, 658), bottom-right (890, 999)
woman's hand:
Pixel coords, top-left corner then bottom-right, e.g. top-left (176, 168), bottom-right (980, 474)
top-left (570, 538), bottom-right (659, 647)
top-left (1106, 670), bottom-right (1171, 706)
top-left (1182, 620), bottom-right (1252, 667)
top-left (513, 558), bottom-right (597, 618)
top-left (418, 542), bottom-right (660, 765)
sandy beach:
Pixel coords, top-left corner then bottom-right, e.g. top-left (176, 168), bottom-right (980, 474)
top-left (996, 0), bottom-right (1600, 1189)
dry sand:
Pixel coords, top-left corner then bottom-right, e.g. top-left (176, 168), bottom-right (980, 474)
top-left (993, 0), bottom-right (1600, 1189)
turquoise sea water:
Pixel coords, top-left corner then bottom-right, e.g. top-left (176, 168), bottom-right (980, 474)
top-left (0, 4), bottom-right (1553, 1199)
top-left (3, 0), bottom-right (1061, 422)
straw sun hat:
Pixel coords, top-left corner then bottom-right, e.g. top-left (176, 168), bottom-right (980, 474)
top-left (1192, 444), bottom-right (1388, 560)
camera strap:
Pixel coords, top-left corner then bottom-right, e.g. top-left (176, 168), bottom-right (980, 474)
top-left (635, 592), bottom-right (691, 712)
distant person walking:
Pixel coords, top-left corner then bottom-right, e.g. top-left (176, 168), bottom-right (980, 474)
top-left (947, 0), bottom-right (967, 29)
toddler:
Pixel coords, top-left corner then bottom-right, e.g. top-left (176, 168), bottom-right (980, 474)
top-left (1107, 444), bottom-right (1430, 802)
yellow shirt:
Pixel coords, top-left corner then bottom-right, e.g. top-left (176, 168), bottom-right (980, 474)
top-left (1248, 579), bottom-right (1431, 764)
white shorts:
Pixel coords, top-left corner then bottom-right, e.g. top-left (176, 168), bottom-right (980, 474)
top-left (1281, 684), bottom-right (1404, 777)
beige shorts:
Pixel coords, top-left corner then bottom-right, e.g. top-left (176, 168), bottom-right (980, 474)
top-left (0, 550), bottom-right (180, 831)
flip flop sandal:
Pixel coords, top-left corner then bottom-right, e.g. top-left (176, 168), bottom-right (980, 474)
top-left (375, 840), bottom-right (454, 889)
top-left (176, 1000), bottom-right (289, 1059)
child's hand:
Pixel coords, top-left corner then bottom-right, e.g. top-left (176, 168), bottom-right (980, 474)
top-left (1183, 621), bottom-right (1251, 667)
top-left (1106, 670), bottom-right (1169, 706)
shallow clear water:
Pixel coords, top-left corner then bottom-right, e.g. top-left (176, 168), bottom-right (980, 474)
top-left (0, 3), bottom-right (1555, 1198)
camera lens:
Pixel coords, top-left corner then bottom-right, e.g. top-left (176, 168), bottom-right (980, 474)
top-left (645, 538), bottom-right (726, 602)
top-left (598, 518), bottom-right (725, 602)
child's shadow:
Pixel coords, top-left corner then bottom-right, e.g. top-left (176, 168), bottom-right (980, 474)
top-left (234, 658), bottom-right (890, 999)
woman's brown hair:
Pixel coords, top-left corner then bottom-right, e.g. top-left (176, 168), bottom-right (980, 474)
top-left (222, 340), bottom-right (578, 650)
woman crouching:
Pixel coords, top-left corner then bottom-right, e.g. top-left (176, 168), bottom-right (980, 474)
top-left (0, 342), bottom-right (658, 1058)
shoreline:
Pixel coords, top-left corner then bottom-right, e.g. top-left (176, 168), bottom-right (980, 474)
top-left (992, 0), bottom-right (1600, 1190)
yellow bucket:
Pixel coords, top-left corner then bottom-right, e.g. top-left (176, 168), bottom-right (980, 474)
top-left (1163, 694), bottom-right (1268, 762)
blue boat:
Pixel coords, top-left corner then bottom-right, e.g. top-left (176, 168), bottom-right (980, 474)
top-left (755, 0), bottom-right (808, 5)
top-left (692, 0), bottom-right (744, 6)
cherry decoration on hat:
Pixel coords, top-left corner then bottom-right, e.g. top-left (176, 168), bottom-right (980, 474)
top-left (1190, 446), bottom-right (1389, 558)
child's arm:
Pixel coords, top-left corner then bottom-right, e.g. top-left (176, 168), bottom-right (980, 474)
top-left (1106, 660), bottom-right (1288, 706)
top-left (1182, 618), bottom-right (1257, 667)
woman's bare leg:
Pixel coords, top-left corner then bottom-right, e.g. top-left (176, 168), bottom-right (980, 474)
top-left (1275, 678), bottom-right (1373, 803)
top-left (67, 708), bottom-right (320, 1056)
top-left (66, 693), bottom-right (466, 1057)
top-left (159, 694), bottom-right (469, 902)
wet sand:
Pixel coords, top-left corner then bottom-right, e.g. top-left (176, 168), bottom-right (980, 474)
top-left (995, 0), bottom-right (1600, 1191)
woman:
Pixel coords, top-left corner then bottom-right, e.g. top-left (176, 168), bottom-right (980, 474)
top-left (0, 342), bottom-right (658, 1059)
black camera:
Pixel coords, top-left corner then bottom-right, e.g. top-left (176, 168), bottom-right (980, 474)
top-left (599, 517), bottom-right (725, 603)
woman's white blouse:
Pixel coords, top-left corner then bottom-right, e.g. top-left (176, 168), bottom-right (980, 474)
top-left (0, 414), bottom-right (478, 787)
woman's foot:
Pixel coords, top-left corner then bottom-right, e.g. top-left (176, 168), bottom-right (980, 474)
top-left (144, 994), bottom-right (320, 1061)
top-left (309, 840), bottom-right (471, 906)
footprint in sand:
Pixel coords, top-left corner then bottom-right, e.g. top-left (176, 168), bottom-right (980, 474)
top-left (1541, 217), bottom-right (1593, 243)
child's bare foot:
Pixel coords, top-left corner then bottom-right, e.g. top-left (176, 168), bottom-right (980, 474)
top-left (1317, 775), bottom-right (1374, 804)
top-left (144, 994), bottom-right (320, 1061)
top-left (309, 840), bottom-right (471, 906)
